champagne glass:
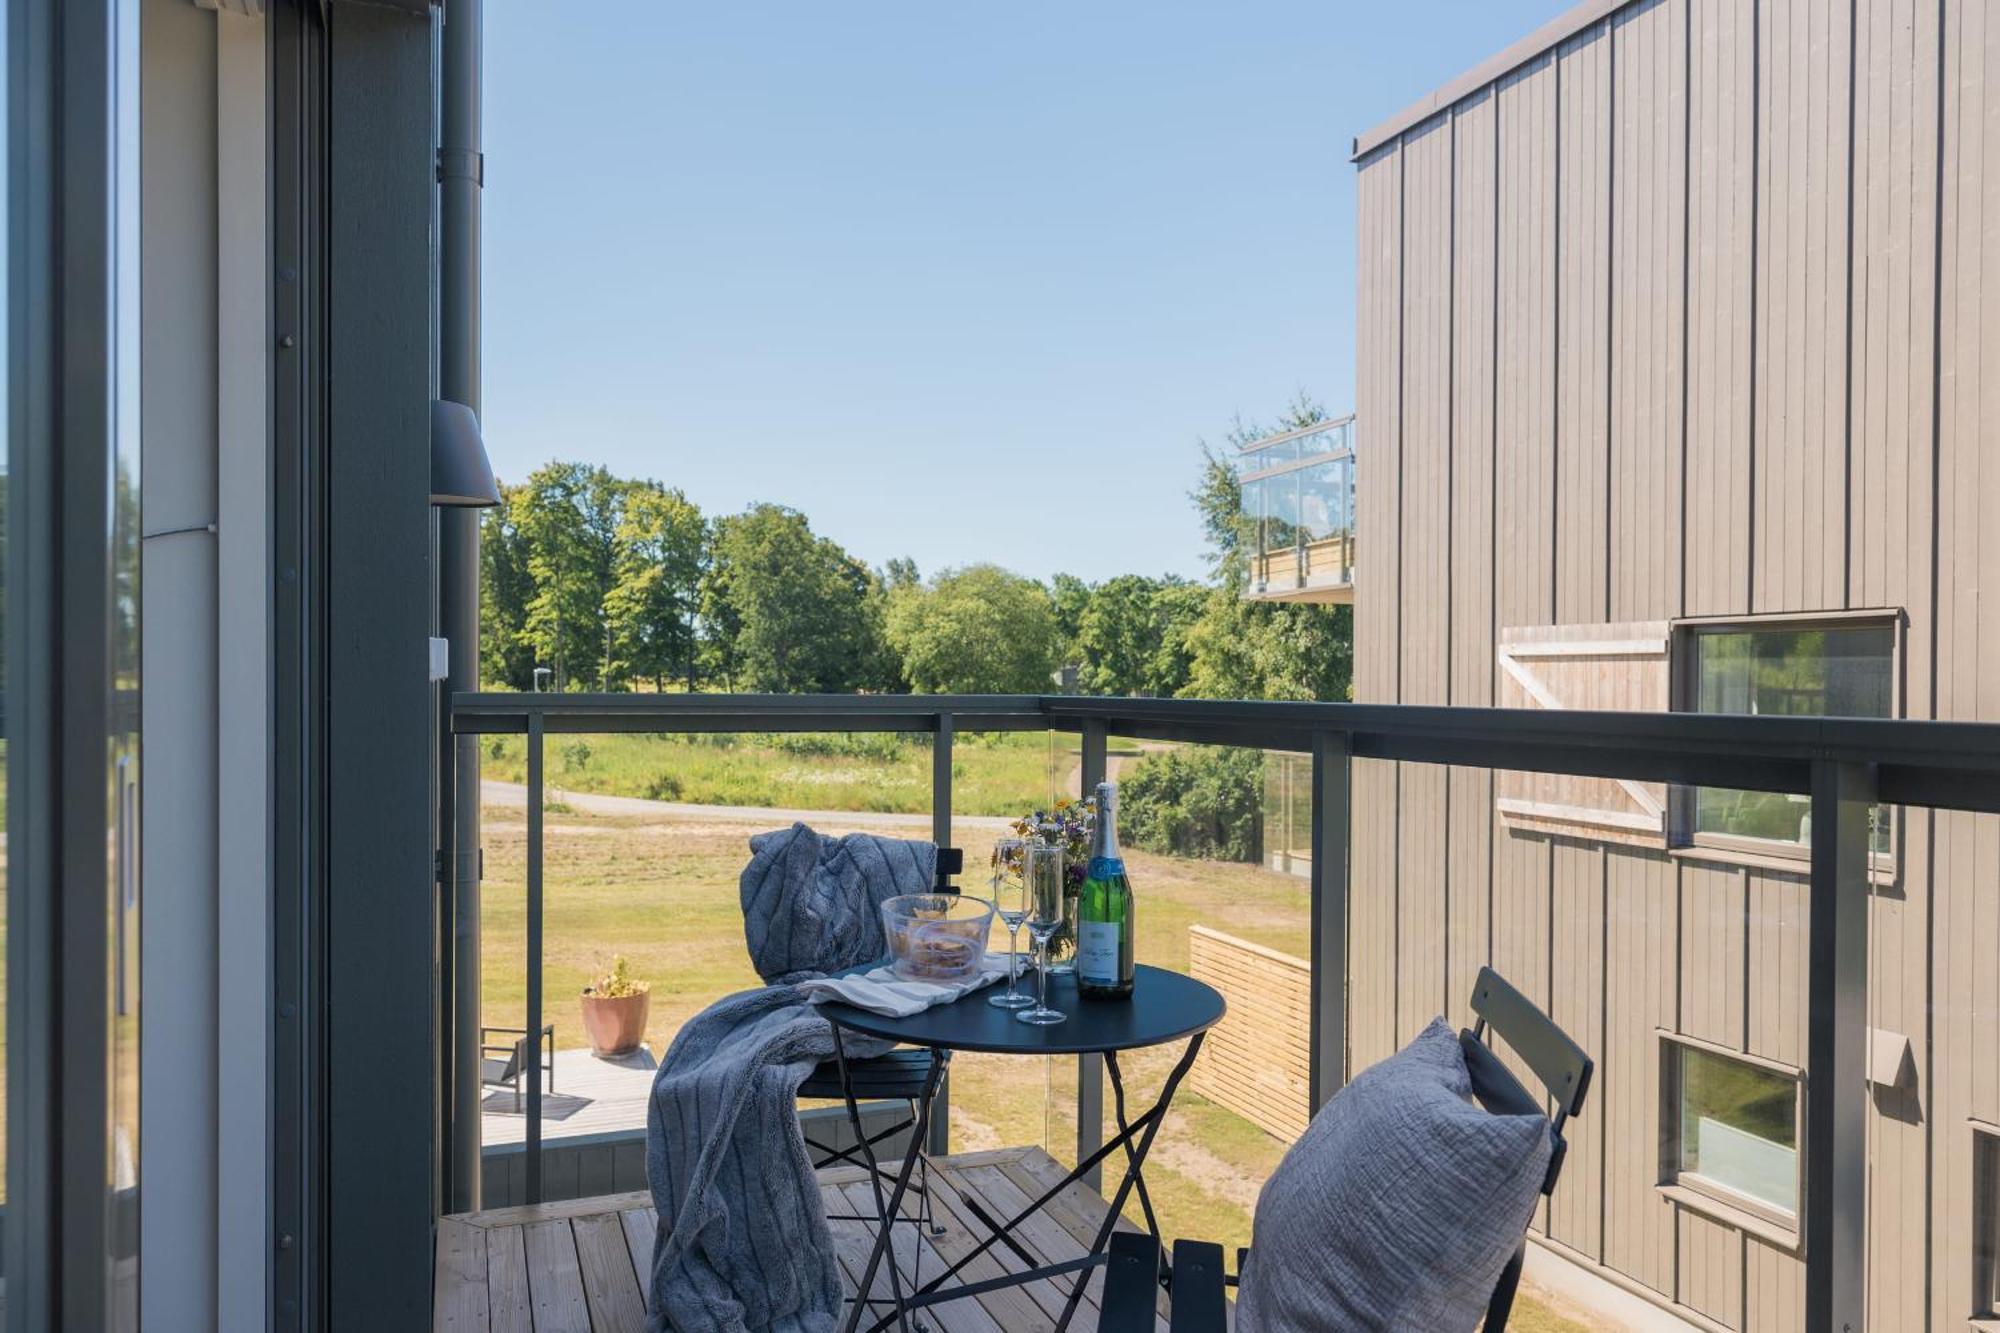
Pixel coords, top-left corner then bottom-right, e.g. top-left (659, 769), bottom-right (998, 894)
top-left (1038, 816), bottom-right (1078, 976)
top-left (1016, 843), bottom-right (1066, 1026)
top-left (987, 838), bottom-right (1033, 1009)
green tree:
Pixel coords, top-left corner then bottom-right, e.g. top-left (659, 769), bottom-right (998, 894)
top-left (1179, 392), bottom-right (1354, 702)
top-left (1048, 572), bottom-right (1091, 665)
top-left (696, 514), bottom-right (744, 689)
top-left (1119, 745), bottom-right (1264, 861)
top-left (513, 462), bottom-right (628, 690)
top-left (479, 481), bottom-right (539, 689)
top-left (1180, 587), bottom-right (1353, 701)
top-left (604, 483), bottom-right (706, 691)
top-left (1073, 574), bottom-right (1206, 697)
top-left (699, 504), bottom-right (893, 693)
top-left (884, 564), bottom-right (1060, 694)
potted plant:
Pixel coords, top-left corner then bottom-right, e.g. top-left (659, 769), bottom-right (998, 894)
top-left (580, 956), bottom-right (651, 1058)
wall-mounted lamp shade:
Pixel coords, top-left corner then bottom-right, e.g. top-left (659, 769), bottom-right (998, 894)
top-left (430, 399), bottom-right (500, 507)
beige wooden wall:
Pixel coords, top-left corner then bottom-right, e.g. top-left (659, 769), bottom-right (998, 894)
top-left (1352, 1), bottom-right (2000, 1328)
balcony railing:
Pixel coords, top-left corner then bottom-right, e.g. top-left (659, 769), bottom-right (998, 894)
top-left (446, 689), bottom-right (2000, 1331)
top-left (1238, 415), bottom-right (1355, 603)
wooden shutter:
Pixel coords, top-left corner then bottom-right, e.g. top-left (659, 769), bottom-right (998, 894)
top-left (1494, 621), bottom-right (1670, 846)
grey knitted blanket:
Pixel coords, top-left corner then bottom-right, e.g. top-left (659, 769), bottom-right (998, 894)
top-left (645, 825), bottom-right (935, 1332)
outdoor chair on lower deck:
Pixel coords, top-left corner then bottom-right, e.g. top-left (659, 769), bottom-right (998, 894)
top-left (479, 1023), bottom-right (556, 1112)
top-left (1102, 967), bottom-right (1593, 1332)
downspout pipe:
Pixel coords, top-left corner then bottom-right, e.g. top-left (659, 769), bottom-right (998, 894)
top-left (439, 0), bottom-right (484, 1214)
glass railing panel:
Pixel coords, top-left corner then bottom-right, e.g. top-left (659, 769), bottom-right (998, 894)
top-left (1242, 450), bottom-right (1355, 590)
top-left (1068, 739), bottom-right (1310, 1262)
top-left (1238, 475), bottom-right (1266, 562)
top-left (1297, 455), bottom-right (1350, 546)
top-left (1263, 471), bottom-right (1303, 556)
top-left (1261, 751), bottom-right (1313, 878)
top-left (1938, 808), bottom-right (1999, 1325)
top-left (479, 728), bottom-right (941, 1173)
top-left (1240, 434), bottom-right (1302, 468)
top-left (933, 729), bottom-right (1072, 1157)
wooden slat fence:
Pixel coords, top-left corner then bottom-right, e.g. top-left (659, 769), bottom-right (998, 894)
top-left (1186, 926), bottom-right (1311, 1142)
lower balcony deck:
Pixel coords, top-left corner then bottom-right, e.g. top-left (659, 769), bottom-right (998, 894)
top-left (433, 1145), bottom-right (1183, 1332)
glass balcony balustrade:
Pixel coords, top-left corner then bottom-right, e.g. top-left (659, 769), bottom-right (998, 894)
top-left (434, 689), bottom-right (2000, 1331)
top-left (1238, 416), bottom-right (1355, 603)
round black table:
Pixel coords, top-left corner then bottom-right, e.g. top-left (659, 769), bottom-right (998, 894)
top-left (819, 964), bottom-right (1225, 1333)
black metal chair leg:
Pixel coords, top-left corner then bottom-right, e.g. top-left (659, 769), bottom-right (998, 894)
top-left (1054, 1033), bottom-right (1206, 1332)
top-left (1105, 1052), bottom-right (1167, 1255)
top-left (834, 1024), bottom-right (945, 1333)
top-left (1483, 1241), bottom-right (1526, 1331)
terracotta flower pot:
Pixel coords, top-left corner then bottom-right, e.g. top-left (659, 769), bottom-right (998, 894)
top-left (580, 990), bottom-right (650, 1057)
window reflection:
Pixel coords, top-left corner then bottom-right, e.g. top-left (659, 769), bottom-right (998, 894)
top-left (1673, 1044), bottom-right (1799, 1217)
top-left (109, 0), bottom-right (142, 1319)
top-left (1687, 624), bottom-right (1892, 851)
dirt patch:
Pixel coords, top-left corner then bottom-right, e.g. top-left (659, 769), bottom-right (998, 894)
top-left (1147, 1129), bottom-right (1265, 1214)
top-left (945, 1109), bottom-right (1004, 1154)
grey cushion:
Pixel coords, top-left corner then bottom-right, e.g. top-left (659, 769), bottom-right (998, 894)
top-left (1236, 1017), bottom-right (1552, 1333)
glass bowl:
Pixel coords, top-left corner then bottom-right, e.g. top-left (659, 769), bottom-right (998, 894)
top-left (880, 893), bottom-right (993, 983)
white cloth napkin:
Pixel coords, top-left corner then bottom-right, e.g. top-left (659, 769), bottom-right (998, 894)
top-left (801, 952), bottom-right (1021, 1018)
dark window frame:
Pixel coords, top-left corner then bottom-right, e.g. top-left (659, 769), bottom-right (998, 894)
top-left (1666, 610), bottom-right (1904, 878)
top-left (1657, 1032), bottom-right (1805, 1243)
top-left (6, 0), bottom-right (135, 1321)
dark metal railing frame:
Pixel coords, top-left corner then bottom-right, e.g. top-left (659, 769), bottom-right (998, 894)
top-left (450, 690), bottom-right (2000, 1330)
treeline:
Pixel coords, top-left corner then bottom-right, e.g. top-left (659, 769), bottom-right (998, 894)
top-left (479, 399), bottom-right (1352, 704)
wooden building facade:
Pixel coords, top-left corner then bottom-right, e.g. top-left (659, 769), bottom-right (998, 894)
top-left (1351, 0), bottom-right (2000, 1328)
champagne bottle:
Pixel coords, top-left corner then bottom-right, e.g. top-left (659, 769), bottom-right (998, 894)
top-left (1077, 781), bottom-right (1135, 1000)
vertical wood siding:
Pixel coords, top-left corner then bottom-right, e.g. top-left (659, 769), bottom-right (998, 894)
top-left (1554, 27), bottom-right (1614, 627)
top-left (1849, 1), bottom-right (1940, 1324)
top-left (1750, 0), bottom-right (1852, 617)
top-left (1349, 0), bottom-right (1980, 1325)
top-left (1683, 0), bottom-right (1756, 618)
top-left (1445, 91), bottom-right (1500, 1036)
top-left (1486, 58), bottom-right (1560, 1227)
top-left (1602, 848), bottom-right (1678, 1297)
top-left (1352, 141), bottom-right (1403, 1077)
top-left (1935, 3), bottom-right (2000, 1326)
top-left (1609, 0), bottom-right (1687, 625)
top-left (1397, 119), bottom-right (1455, 1046)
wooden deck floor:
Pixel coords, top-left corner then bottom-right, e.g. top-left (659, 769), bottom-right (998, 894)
top-left (434, 1146), bottom-right (1177, 1332)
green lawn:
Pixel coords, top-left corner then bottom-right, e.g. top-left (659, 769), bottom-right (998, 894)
top-left (479, 729), bottom-right (1143, 817)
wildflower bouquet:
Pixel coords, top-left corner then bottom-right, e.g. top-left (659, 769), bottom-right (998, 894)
top-left (1009, 795), bottom-right (1096, 962)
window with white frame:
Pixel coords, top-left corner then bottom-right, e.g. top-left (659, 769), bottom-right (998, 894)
top-left (1661, 1038), bottom-right (1802, 1228)
top-left (1673, 617), bottom-right (1896, 857)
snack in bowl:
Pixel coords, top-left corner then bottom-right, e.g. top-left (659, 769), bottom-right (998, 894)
top-left (880, 893), bottom-right (994, 983)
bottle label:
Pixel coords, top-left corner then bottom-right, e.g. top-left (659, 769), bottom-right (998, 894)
top-left (1078, 921), bottom-right (1121, 985)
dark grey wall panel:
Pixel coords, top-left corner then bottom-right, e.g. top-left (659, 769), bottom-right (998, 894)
top-left (323, 2), bottom-right (438, 1325)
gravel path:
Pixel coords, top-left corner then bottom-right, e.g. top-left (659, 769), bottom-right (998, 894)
top-left (480, 779), bottom-right (1019, 831)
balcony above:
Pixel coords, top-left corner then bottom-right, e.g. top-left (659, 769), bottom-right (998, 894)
top-left (1238, 415), bottom-right (1355, 605)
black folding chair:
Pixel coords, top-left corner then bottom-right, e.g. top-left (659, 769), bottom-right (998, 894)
top-left (1102, 966), bottom-right (1594, 1332)
top-left (801, 848), bottom-right (963, 1317)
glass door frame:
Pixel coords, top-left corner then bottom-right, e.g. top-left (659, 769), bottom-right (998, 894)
top-left (6, 0), bottom-right (133, 1327)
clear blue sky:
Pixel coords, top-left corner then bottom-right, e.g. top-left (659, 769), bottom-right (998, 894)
top-left (484, 2), bottom-right (1565, 584)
